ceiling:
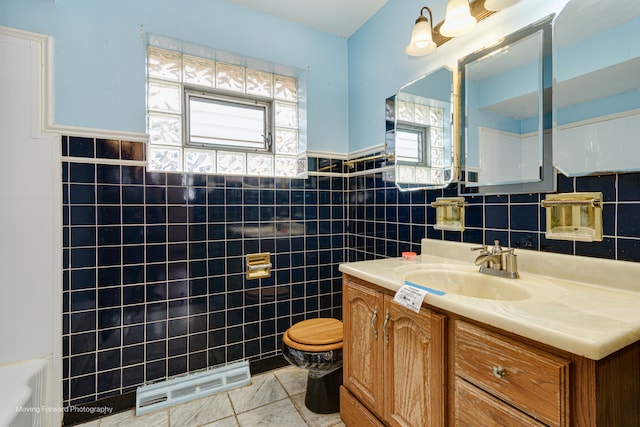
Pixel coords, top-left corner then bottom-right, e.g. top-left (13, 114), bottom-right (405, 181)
top-left (226, 0), bottom-right (389, 38)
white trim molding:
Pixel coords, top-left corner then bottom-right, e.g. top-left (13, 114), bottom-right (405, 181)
top-left (0, 24), bottom-right (63, 427)
top-left (49, 124), bottom-right (149, 142)
top-left (346, 143), bottom-right (386, 160)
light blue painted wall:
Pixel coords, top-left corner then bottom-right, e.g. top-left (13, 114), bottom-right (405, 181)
top-left (558, 89), bottom-right (640, 125)
top-left (556, 17), bottom-right (640, 82)
top-left (0, 0), bottom-right (349, 153)
top-left (348, 0), bottom-right (567, 153)
top-left (348, 0), bottom-right (451, 153)
top-left (476, 62), bottom-right (539, 110)
top-left (400, 67), bottom-right (452, 103)
top-left (1, 0), bottom-right (567, 154)
top-left (556, 17), bottom-right (640, 125)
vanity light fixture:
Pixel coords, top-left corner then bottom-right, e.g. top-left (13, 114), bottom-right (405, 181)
top-left (440, 0), bottom-right (477, 38)
top-left (407, 1), bottom-right (495, 57)
top-left (484, 0), bottom-right (521, 11)
top-left (405, 6), bottom-right (438, 56)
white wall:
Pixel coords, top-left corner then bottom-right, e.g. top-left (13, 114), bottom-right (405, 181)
top-left (477, 128), bottom-right (540, 185)
top-left (0, 25), bottom-right (62, 425)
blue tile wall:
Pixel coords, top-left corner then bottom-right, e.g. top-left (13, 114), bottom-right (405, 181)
top-left (62, 137), bottom-right (345, 406)
top-left (346, 153), bottom-right (640, 264)
top-left (62, 136), bottom-right (640, 408)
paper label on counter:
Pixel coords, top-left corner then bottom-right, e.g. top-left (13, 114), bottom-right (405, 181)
top-left (393, 284), bottom-right (428, 313)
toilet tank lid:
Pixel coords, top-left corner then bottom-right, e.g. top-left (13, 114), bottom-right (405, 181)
top-left (287, 318), bottom-right (343, 345)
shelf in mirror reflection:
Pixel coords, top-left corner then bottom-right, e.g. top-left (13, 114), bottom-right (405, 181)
top-left (553, 0), bottom-right (640, 176)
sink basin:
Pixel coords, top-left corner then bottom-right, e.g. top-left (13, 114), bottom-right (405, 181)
top-left (403, 269), bottom-right (531, 301)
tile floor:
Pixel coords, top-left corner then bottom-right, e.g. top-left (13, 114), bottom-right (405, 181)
top-left (75, 366), bottom-right (345, 427)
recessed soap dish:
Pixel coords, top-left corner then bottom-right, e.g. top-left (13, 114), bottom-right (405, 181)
top-left (541, 192), bottom-right (603, 242)
top-left (431, 197), bottom-right (465, 232)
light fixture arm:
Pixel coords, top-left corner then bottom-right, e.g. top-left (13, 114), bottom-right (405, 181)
top-left (419, 6), bottom-right (434, 30)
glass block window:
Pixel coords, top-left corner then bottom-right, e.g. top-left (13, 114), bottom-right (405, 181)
top-left (147, 46), bottom-right (306, 177)
top-left (395, 98), bottom-right (446, 185)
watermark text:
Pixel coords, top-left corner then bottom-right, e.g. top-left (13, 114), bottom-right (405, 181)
top-left (15, 405), bottom-right (114, 415)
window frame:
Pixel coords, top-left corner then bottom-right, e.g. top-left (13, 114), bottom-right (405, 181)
top-left (184, 89), bottom-right (273, 153)
top-left (395, 123), bottom-right (429, 166)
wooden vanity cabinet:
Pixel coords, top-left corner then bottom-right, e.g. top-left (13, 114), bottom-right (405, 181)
top-left (341, 274), bottom-right (640, 427)
top-left (341, 275), bottom-right (446, 427)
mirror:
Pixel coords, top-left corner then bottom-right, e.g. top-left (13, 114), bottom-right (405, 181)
top-left (386, 67), bottom-right (455, 191)
top-left (458, 16), bottom-right (555, 195)
top-left (553, 0), bottom-right (640, 176)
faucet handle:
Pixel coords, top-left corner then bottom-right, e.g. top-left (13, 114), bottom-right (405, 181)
top-left (471, 244), bottom-right (489, 253)
top-left (504, 252), bottom-right (519, 278)
top-left (492, 240), bottom-right (517, 255)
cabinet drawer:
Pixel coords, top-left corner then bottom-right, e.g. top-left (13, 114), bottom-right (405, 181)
top-left (455, 377), bottom-right (546, 427)
top-left (455, 321), bottom-right (570, 427)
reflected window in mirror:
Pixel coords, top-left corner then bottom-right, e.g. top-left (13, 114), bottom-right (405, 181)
top-left (553, 0), bottom-right (640, 176)
top-left (387, 67), bottom-right (454, 191)
top-left (396, 127), bottom-right (425, 164)
top-left (458, 15), bottom-right (555, 195)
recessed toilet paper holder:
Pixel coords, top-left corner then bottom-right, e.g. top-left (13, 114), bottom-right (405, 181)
top-left (246, 252), bottom-right (272, 279)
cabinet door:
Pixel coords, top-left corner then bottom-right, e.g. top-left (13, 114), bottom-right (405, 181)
top-left (383, 296), bottom-right (446, 427)
top-left (343, 279), bottom-right (385, 418)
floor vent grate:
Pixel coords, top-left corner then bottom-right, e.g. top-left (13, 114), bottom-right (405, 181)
top-left (135, 360), bottom-right (251, 415)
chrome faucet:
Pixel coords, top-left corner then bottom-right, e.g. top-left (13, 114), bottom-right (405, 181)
top-left (471, 240), bottom-right (519, 279)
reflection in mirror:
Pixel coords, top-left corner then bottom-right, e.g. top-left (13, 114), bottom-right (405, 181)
top-left (386, 67), bottom-right (454, 191)
top-left (465, 31), bottom-right (543, 186)
top-left (553, 0), bottom-right (640, 176)
top-left (459, 16), bottom-right (555, 195)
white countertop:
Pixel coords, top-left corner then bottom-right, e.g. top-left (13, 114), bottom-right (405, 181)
top-left (339, 239), bottom-right (640, 360)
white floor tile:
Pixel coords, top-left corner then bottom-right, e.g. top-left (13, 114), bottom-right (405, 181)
top-left (169, 392), bottom-right (234, 427)
top-left (98, 408), bottom-right (169, 427)
top-left (274, 365), bottom-right (308, 396)
top-left (200, 415), bottom-right (240, 427)
top-left (236, 398), bottom-right (307, 427)
top-left (228, 372), bottom-right (288, 414)
top-left (291, 393), bottom-right (343, 427)
top-left (72, 366), bottom-right (345, 427)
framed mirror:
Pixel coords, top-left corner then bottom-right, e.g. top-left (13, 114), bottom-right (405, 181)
top-left (553, 0), bottom-right (640, 176)
top-left (458, 16), bottom-right (555, 195)
top-left (386, 67), bottom-right (455, 191)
